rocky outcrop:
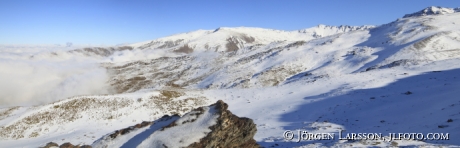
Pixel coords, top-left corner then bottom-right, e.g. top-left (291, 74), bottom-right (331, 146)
top-left (186, 100), bottom-right (259, 148)
top-left (91, 100), bottom-right (259, 148)
top-left (42, 142), bottom-right (58, 148)
top-left (59, 143), bottom-right (74, 148)
top-left (42, 100), bottom-right (259, 147)
top-left (108, 121), bottom-right (154, 139)
top-left (41, 142), bottom-right (92, 148)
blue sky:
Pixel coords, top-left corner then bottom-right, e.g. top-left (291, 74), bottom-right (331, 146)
top-left (0, 0), bottom-right (458, 46)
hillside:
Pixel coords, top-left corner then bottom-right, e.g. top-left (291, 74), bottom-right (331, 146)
top-left (0, 6), bottom-right (459, 147)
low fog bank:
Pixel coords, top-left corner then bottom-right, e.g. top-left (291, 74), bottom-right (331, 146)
top-left (0, 45), bottom-right (185, 107)
top-left (0, 45), bottom-right (112, 107)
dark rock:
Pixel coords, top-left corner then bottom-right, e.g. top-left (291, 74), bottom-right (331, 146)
top-left (59, 142), bottom-right (74, 148)
top-left (383, 59), bottom-right (417, 68)
top-left (438, 125), bottom-right (449, 128)
top-left (403, 91), bottom-right (412, 95)
top-left (365, 66), bottom-right (377, 71)
top-left (109, 121), bottom-right (154, 139)
top-left (73, 145), bottom-right (92, 148)
top-left (42, 142), bottom-right (58, 148)
top-left (43, 142), bottom-right (92, 148)
top-left (187, 100), bottom-right (259, 148)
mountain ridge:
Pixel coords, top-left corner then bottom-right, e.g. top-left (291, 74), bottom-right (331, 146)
top-left (129, 25), bottom-right (375, 52)
top-left (403, 6), bottom-right (460, 18)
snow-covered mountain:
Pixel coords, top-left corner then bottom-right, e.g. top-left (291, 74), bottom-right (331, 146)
top-left (129, 25), bottom-right (373, 52)
top-left (403, 6), bottom-right (460, 18)
top-left (1, 6), bottom-right (460, 147)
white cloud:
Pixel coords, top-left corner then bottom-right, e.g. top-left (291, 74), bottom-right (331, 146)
top-left (0, 45), bottom-right (111, 106)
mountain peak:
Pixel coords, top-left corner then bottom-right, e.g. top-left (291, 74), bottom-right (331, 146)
top-left (403, 6), bottom-right (460, 18)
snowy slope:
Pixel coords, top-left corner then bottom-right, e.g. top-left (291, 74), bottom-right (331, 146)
top-left (129, 25), bottom-right (373, 52)
top-left (0, 90), bottom-right (211, 147)
top-left (403, 6), bottom-right (460, 18)
top-left (106, 11), bottom-right (460, 93)
top-left (0, 6), bottom-right (460, 147)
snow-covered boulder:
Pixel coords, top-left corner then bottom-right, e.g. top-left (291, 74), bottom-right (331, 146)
top-left (91, 100), bottom-right (259, 148)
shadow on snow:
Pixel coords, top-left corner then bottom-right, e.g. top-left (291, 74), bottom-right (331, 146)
top-left (260, 68), bottom-right (460, 147)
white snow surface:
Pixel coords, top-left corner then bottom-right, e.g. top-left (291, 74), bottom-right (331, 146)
top-left (91, 104), bottom-right (218, 148)
top-left (129, 25), bottom-right (373, 52)
top-left (91, 116), bottom-right (179, 148)
top-left (403, 6), bottom-right (460, 18)
top-left (137, 106), bottom-right (218, 148)
top-left (1, 6), bottom-right (460, 148)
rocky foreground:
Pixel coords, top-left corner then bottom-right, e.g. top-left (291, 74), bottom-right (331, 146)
top-left (42, 100), bottom-right (258, 148)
